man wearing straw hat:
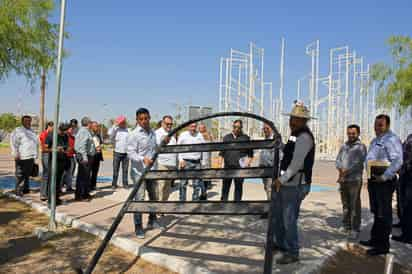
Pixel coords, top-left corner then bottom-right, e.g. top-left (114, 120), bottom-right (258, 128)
top-left (271, 101), bottom-right (315, 264)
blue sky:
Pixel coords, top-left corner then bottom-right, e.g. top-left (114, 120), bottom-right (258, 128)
top-left (1, 0), bottom-right (411, 123)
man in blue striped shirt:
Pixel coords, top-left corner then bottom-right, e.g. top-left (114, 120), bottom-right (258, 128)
top-left (360, 114), bottom-right (403, 256)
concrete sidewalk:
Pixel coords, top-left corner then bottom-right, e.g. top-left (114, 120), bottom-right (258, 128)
top-left (2, 155), bottom-right (412, 273)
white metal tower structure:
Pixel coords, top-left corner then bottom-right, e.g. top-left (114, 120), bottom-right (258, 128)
top-left (218, 42), bottom-right (272, 139)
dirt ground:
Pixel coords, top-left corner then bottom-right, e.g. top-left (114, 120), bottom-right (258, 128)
top-left (0, 193), bottom-right (176, 274)
top-left (320, 245), bottom-right (412, 274)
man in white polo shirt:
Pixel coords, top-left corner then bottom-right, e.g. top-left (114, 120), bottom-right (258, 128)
top-left (177, 122), bottom-right (205, 201)
top-left (155, 115), bottom-right (177, 201)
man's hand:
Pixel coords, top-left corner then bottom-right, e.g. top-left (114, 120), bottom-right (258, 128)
top-left (274, 178), bottom-right (282, 192)
top-left (179, 160), bottom-right (186, 169)
top-left (143, 157), bottom-right (153, 167)
top-left (163, 136), bottom-right (171, 145)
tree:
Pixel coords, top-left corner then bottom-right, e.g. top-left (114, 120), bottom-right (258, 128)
top-left (371, 35), bottom-right (412, 113)
top-left (0, 0), bottom-right (68, 132)
top-left (0, 113), bottom-right (19, 132)
top-left (0, 0), bottom-right (60, 82)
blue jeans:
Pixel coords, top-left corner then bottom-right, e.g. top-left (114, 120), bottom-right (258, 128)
top-left (112, 152), bottom-right (129, 187)
top-left (41, 152), bottom-right (49, 180)
top-left (272, 184), bottom-right (308, 257)
top-left (179, 161), bottom-right (204, 201)
top-left (130, 165), bottom-right (157, 226)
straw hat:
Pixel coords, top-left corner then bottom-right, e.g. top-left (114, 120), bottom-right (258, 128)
top-left (283, 101), bottom-right (316, 120)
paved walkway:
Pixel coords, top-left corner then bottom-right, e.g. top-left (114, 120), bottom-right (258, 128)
top-left (1, 154), bottom-right (412, 273)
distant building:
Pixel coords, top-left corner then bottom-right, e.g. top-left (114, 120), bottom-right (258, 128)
top-left (187, 106), bottom-right (213, 130)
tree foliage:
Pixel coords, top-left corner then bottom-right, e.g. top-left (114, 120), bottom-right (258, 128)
top-left (371, 35), bottom-right (412, 113)
top-left (0, 113), bottom-right (19, 132)
top-left (0, 0), bottom-right (62, 83)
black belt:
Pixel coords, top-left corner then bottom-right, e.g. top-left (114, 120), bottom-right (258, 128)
top-left (184, 159), bottom-right (201, 164)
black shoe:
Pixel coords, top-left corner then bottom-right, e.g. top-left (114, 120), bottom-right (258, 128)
top-left (359, 240), bottom-right (376, 247)
top-left (276, 254), bottom-right (299, 264)
top-left (366, 248), bottom-right (389, 256)
top-left (83, 194), bottom-right (92, 200)
top-left (393, 222), bottom-right (402, 228)
top-left (65, 187), bottom-right (74, 193)
top-left (22, 188), bottom-right (30, 194)
top-left (199, 194), bottom-right (207, 201)
top-left (392, 235), bottom-right (412, 244)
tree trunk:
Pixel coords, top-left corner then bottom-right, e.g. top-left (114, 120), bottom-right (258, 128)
top-left (40, 68), bottom-right (46, 132)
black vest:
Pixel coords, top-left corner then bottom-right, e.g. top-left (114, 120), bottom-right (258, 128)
top-left (280, 126), bottom-right (315, 184)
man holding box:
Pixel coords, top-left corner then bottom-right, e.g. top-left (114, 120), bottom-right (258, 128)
top-left (360, 114), bottom-right (403, 255)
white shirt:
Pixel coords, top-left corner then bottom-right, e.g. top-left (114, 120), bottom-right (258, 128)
top-left (10, 127), bottom-right (39, 160)
top-left (155, 127), bottom-right (177, 167)
top-left (127, 126), bottom-right (157, 177)
top-left (177, 130), bottom-right (204, 162)
top-left (109, 126), bottom-right (129, 154)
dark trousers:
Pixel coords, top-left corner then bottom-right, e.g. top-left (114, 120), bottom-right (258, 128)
top-left (112, 152), bottom-right (129, 187)
top-left (90, 157), bottom-right (101, 190)
top-left (41, 159), bottom-right (65, 201)
top-left (75, 158), bottom-right (92, 198)
top-left (339, 180), bottom-right (362, 231)
top-left (221, 178), bottom-right (244, 201)
top-left (400, 174), bottom-right (412, 240)
top-left (15, 159), bottom-right (34, 194)
top-left (367, 179), bottom-right (395, 251)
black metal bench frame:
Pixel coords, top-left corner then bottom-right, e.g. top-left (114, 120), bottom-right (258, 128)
top-left (83, 112), bottom-right (282, 274)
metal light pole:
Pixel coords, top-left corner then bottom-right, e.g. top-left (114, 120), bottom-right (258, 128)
top-left (49, 0), bottom-right (67, 231)
top-left (279, 38), bottom-right (285, 138)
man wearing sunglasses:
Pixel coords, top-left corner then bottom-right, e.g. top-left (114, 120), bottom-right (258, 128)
top-left (219, 119), bottom-right (253, 201)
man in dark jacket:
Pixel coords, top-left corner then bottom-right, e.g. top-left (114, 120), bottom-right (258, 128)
top-left (44, 123), bottom-right (70, 206)
top-left (219, 119), bottom-right (253, 201)
top-left (392, 133), bottom-right (412, 244)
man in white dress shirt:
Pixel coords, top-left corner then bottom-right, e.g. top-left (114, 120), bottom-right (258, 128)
top-left (10, 115), bottom-right (38, 196)
top-left (109, 115), bottom-right (130, 188)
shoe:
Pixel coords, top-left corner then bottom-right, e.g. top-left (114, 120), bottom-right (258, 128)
top-left (135, 226), bottom-right (145, 239)
top-left (199, 194), bottom-right (207, 201)
top-left (22, 189), bottom-right (30, 194)
top-left (366, 248), bottom-right (389, 256)
top-left (393, 222), bottom-right (402, 228)
top-left (83, 194), bottom-right (92, 200)
top-left (391, 235), bottom-right (412, 244)
top-left (112, 185), bottom-right (118, 190)
top-left (276, 254), bottom-right (299, 264)
top-left (147, 220), bottom-right (163, 230)
top-left (359, 240), bottom-right (376, 247)
top-left (40, 196), bottom-right (48, 201)
top-left (15, 190), bottom-right (23, 197)
top-left (65, 187), bottom-right (74, 193)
